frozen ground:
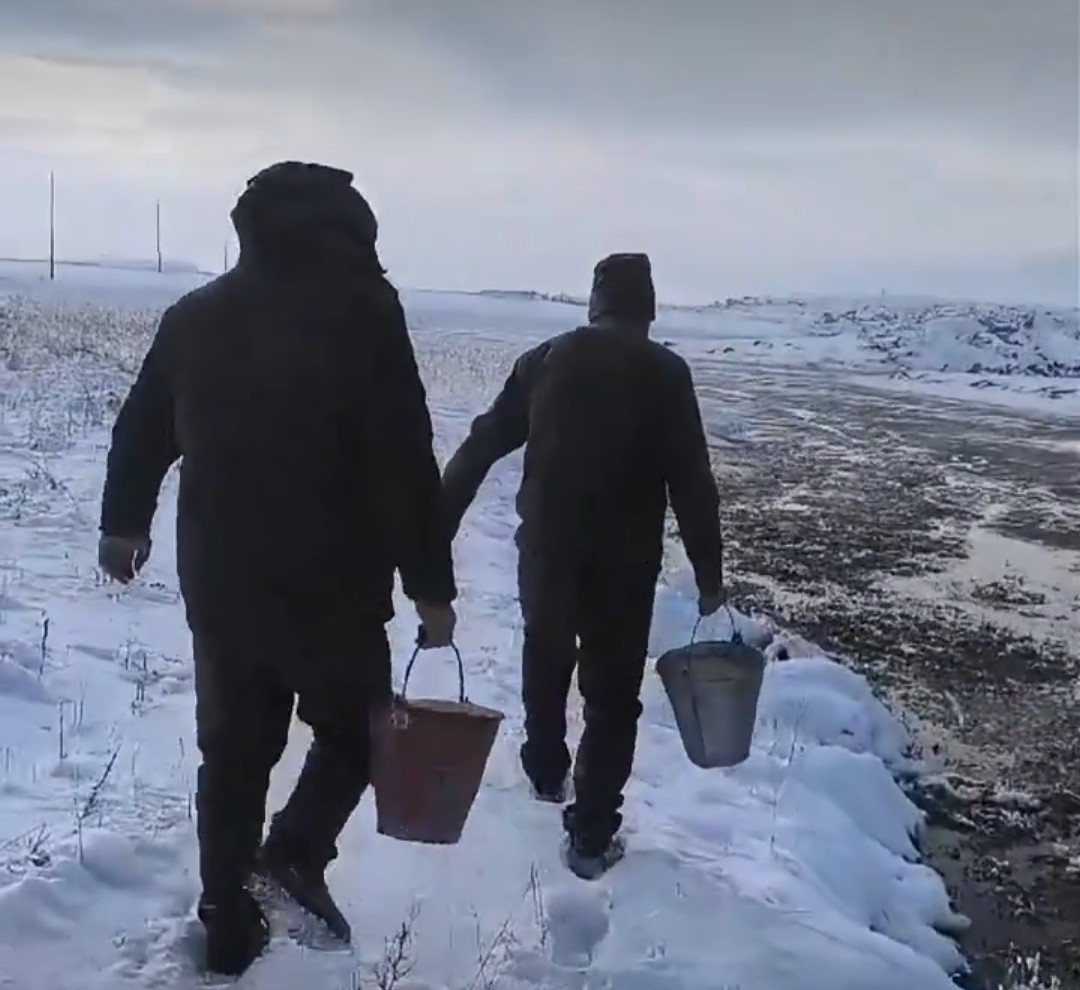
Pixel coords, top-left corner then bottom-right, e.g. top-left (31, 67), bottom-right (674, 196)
top-left (0, 267), bottom-right (979, 989)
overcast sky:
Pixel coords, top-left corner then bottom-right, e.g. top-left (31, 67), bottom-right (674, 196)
top-left (1, 0), bottom-right (1077, 305)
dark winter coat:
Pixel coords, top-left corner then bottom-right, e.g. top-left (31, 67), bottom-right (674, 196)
top-left (100, 163), bottom-right (456, 635)
top-left (441, 323), bottom-right (724, 594)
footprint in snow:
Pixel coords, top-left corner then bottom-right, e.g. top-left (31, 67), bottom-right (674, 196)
top-left (546, 886), bottom-right (612, 969)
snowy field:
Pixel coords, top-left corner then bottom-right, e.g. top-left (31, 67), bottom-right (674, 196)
top-left (400, 289), bottom-right (1080, 418)
top-left (2, 263), bottom-right (1064, 989)
top-left (4, 260), bottom-right (1078, 417)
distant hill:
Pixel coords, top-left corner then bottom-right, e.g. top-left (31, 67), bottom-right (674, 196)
top-left (0, 257), bottom-right (216, 277)
top-left (473, 288), bottom-right (587, 306)
top-left (94, 256), bottom-right (209, 275)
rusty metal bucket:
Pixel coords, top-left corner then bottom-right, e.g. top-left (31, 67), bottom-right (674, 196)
top-left (372, 644), bottom-right (504, 845)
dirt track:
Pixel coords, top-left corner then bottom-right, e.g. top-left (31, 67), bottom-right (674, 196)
top-left (694, 361), bottom-right (1080, 990)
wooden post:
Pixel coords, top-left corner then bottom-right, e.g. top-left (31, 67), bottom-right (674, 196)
top-left (48, 171), bottom-right (56, 281)
top-left (155, 200), bottom-right (163, 273)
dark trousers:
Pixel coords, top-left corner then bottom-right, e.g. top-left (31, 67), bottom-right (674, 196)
top-left (192, 620), bottom-right (390, 904)
top-left (517, 546), bottom-right (657, 850)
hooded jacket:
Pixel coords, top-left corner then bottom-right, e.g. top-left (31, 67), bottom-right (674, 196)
top-left (100, 162), bottom-right (456, 633)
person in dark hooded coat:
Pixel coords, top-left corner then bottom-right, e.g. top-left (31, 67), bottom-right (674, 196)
top-left (98, 162), bottom-right (457, 976)
top-left (441, 252), bottom-right (725, 879)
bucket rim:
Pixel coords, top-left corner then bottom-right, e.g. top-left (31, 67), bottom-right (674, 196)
top-left (664, 636), bottom-right (763, 649)
top-left (655, 644), bottom-right (766, 680)
top-left (656, 640), bottom-right (766, 661)
top-left (388, 696), bottom-right (505, 721)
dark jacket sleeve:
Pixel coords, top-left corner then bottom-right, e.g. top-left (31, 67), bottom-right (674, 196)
top-left (366, 295), bottom-right (457, 605)
top-left (100, 311), bottom-right (181, 537)
top-left (441, 343), bottom-right (547, 538)
top-left (662, 357), bottom-right (724, 596)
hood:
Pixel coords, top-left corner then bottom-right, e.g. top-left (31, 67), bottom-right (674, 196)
top-left (587, 252), bottom-right (656, 325)
top-left (231, 161), bottom-right (384, 275)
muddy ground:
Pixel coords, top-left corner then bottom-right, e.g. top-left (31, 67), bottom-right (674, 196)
top-left (694, 362), bottom-right (1080, 990)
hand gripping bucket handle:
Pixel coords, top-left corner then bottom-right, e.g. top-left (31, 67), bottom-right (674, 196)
top-left (384, 641), bottom-right (468, 732)
top-left (373, 640), bottom-right (504, 845)
top-left (690, 603), bottom-right (744, 647)
top-left (656, 600), bottom-right (766, 769)
top-left (398, 638), bottom-right (467, 705)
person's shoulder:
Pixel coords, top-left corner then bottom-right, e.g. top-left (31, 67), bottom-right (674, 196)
top-left (540, 325), bottom-right (601, 358)
top-left (622, 332), bottom-right (686, 377)
top-left (160, 271), bottom-right (237, 327)
top-left (634, 336), bottom-right (689, 378)
top-left (341, 272), bottom-right (404, 324)
top-left (543, 326), bottom-right (684, 369)
top-left (519, 330), bottom-right (571, 365)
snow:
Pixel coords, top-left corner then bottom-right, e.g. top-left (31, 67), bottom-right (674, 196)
top-left (0, 266), bottom-right (981, 989)
top-left (662, 298), bottom-right (1079, 416)
top-left (0, 261), bottom-right (209, 308)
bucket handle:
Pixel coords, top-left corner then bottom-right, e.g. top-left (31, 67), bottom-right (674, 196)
top-left (690, 602), bottom-right (743, 646)
top-left (399, 641), bottom-right (467, 704)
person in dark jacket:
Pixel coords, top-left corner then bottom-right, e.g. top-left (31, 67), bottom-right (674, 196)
top-left (98, 161), bottom-right (457, 976)
top-left (441, 252), bottom-right (725, 879)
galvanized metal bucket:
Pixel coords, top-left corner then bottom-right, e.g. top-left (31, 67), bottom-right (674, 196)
top-left (655, 608), bottom-right (766, 769)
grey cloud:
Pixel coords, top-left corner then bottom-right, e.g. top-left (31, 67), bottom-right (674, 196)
top-left (4, 0), bottom-right (1075, 148)
top-left (0, 0), bottom-right (250, 66)
top-left (356, 0), bottom-right (1078, 147)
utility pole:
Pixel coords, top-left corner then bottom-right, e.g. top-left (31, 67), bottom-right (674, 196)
top-left (155, 200), bottom-right (163, 273)
top-left (48, 171), bottom-right (56, 281)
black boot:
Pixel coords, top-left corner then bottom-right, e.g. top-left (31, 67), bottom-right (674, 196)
top-left (529, 775), bottom-right (569, 804)
top-left (198, 891), bottom-right (270, 977)
top-left (253, 730), bottom-right (368, 943)
top-left (520, 739), bottom-right (572, 806)
top-left (560, 806), bottom-right (626, 881)
top-left (254, 843), bottom-right (352, 943)
top-left (560, 833), bottom-right (627, 880)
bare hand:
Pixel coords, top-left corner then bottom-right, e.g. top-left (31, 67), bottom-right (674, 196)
top-left (98, 535), bottom-right (151, 584)
top-left (415, 601), bottom-right (457, 649)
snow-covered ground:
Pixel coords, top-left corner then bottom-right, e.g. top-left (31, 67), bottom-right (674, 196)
top-left (0, 263), bottom-right (1040, 989)
top-left (4, 261), bottom-right (1077, 417)
top-left (403, 286), bottom-right (1080, 417)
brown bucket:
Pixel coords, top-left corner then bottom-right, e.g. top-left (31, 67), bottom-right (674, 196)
top-left (372, 644), bottom-right (504, 845)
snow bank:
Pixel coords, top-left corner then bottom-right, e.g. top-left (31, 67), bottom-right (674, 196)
top-left (838, 307), bottom-right (1077, 388)
top-left (665, 297), bottom-right (1080, 415)
top-left (893, 312), bottom-right (1075, 375)
top-left (664, 295), bottom-right (1079, 377)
